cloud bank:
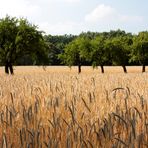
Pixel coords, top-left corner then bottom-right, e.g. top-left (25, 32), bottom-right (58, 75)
top-left (85, 4), bottom-right (143, 24)
top-left (0, 1), bottom-right (145, 35)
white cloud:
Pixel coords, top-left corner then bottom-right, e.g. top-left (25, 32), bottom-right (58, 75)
top-left (0, 1), bottom-right (145, 35)
top-left (85, 4), bottom-right (116, 22)
top-left (85, 4), bottom-right (143, 24)
top-left (39, 21), bottom-right (84, 35)
top-left (0, 0), bottom-right (42, 20)
top-left (38, 3), bottom-right (144, 35)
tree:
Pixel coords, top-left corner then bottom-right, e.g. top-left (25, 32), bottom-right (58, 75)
top-left (44, 34), bottom-right (76, 65)
top-left (89, 36), bottom-right (108, 73)
top-left (104, 36), bottom-right (130, 73)
top-left (130, 31), bottom-right (148, 72)
top-left (0, 16), bottom-right (48, 74)
top-left (59, 36), bottom-right (89, 73)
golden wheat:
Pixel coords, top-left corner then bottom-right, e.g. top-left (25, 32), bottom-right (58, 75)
top-left (0, 66), bottom-right (148, 147)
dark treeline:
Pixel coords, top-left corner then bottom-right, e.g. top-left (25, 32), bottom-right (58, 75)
top-left (0, 16), bottom-right (148, 74)
top-left (17, 34), bottom-right (76, 66)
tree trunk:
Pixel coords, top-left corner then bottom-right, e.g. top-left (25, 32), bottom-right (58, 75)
top-left (101, 65), bottom-right (104, 73)
top-left (5, 64), bottom-right (9, 74)
top-left (122, 65), bottom-right (127, 73)
top-left (142, 65), bottom-right (145, 72)
top-left (5, 62), bottom-right (14, 75)
top-left (78, 64), bottom-right (81, 74)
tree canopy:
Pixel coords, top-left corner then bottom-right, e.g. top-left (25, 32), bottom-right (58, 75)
top-left (130, 31), bottom-right (148, 72)
top-left (58, 36), bottom-right (88, 73)
top-left (0, 15), bottom-right (48, 74)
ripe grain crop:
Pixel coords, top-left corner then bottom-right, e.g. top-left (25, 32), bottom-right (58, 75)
top-left (0, 66), bottom-right (148, 147)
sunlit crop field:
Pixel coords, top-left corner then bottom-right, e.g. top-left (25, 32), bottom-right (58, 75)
top-left (0, 66), bottom-right (148, 147)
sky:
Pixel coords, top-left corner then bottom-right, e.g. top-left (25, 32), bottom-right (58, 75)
top-left (0, 0), bottom-right (147, 35)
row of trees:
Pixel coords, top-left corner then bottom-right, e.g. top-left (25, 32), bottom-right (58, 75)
top-left (0, 16), bottom-right (148, 74)
top-left (59, 31), bottom-right (148, 73)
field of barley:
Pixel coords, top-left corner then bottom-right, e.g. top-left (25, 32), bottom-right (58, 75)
top-left (0, 66), bottom-right (148, 147)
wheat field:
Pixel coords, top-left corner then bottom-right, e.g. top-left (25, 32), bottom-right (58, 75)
top-left (0, 66), bottom-right (148, 147)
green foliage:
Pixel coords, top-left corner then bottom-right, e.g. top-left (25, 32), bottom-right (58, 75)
top-left (90, 36), bottom-right (107, 68)
top-left (104, 36), bottom-right (130, 66)
top-left (0, 17), bottom-right (148, 73)
top-left (58, 36), bottom-right (89, 67)
top-left (0, 15), bottom-right (48, 67)
top-left (59, 30), bottom-right (133, 68)
top-left (130, 31), bottom-right (148, 65)
top-left (0, 16), bottom-right (18, 65)
top-left (44, 34), bottom-right (76, 65)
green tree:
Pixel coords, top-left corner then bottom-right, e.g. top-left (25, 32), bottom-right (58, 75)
top-left (89, 36), bottom-right (108, 73)
top-left (59, 36), bottom-right (89, 73)
top-left (104, 36), bottom-right (131, 73)
top-left (130, 31), bottom-right (148, 72)
top-left (0, 16), bottom-right (48, 74)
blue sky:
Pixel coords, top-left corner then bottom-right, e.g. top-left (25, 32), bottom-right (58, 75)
top-left (0, 0), bottom-right (147, 35)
